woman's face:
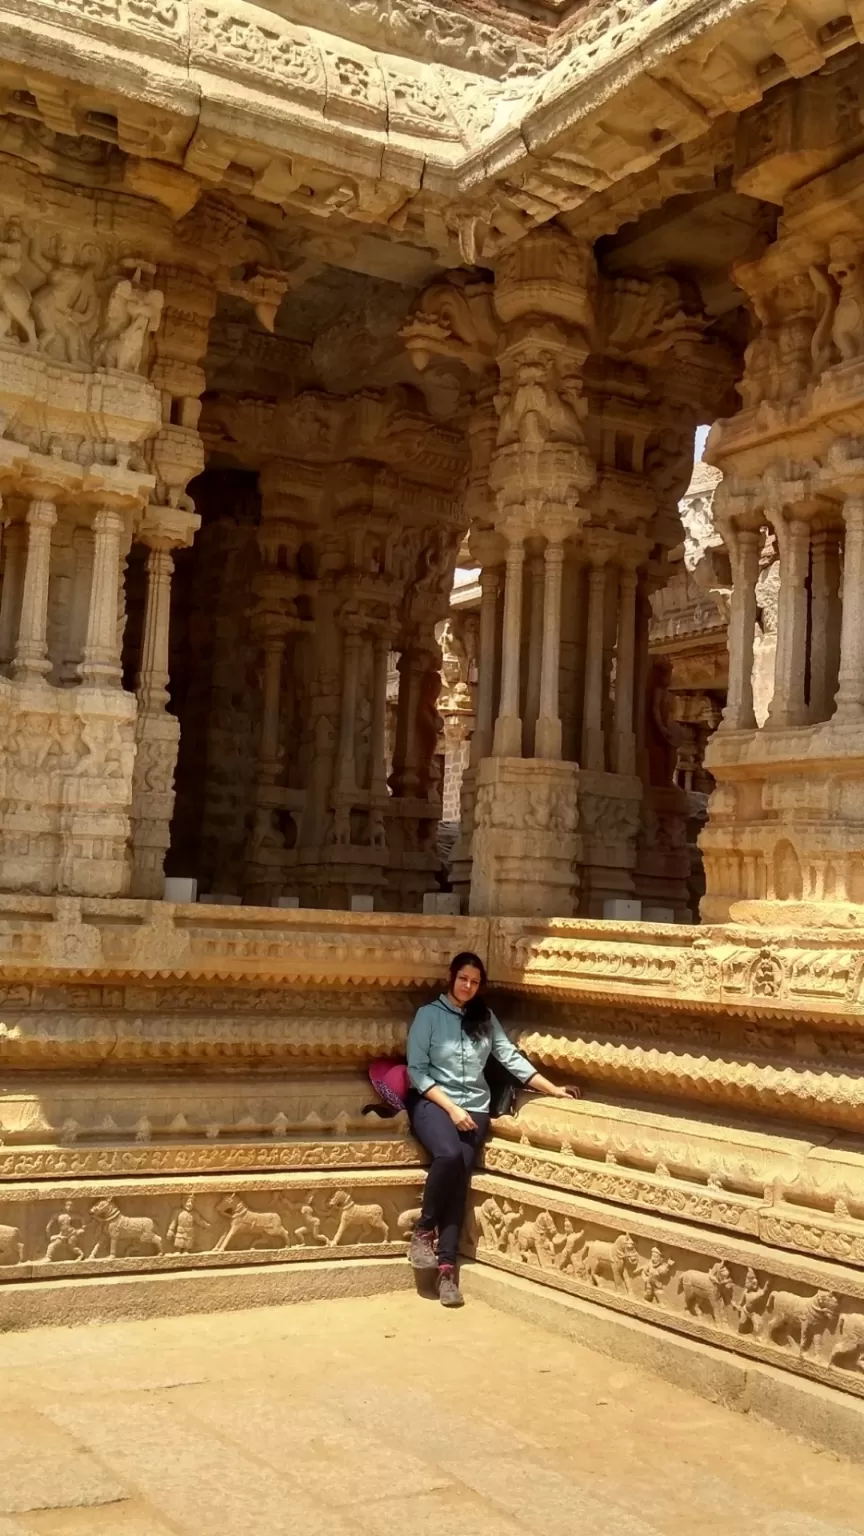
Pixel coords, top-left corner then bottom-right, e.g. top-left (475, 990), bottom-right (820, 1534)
top-left (451, 965), bottom-right (482, 1006)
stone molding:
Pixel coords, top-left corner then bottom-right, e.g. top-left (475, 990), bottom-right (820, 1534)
top-left (4, 900), bottom-right (864, 1024)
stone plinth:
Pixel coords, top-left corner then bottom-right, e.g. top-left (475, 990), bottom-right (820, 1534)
top-left (469, 758), bottom-right (579, 917)
top-left (702, 720), bottom-right (864, 923)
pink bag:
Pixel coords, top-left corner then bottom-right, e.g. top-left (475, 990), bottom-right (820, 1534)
top-left (368, 1057), bottom-right (411, 1112)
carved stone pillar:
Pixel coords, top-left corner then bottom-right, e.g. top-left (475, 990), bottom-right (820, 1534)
top-left (335, 621), bottom-right (362, 798)
top-left (474, 565), bottom-right (500, 763)
top-left (809, 526), bottom-right (841, 724)
top-left (612, 565), bottom-right (637, 775)
top-left (62, 527), bottom-right (94, 685)
top-left (535, 534), bottom-right (566, 761)
top-left (582, 554), bottom-right (608, 771)
top-left (721, 527), bottom-right (760, 732)
top-left (130, 506), bottom-right (199, 899)
top-left (78, 507), bottom-right (125, 688)
top-left (0, 521), bottom-right (26, 666)
top-left (12, 497), bottom-right (57, 681)
top-left (835, 496), bottom-right (864, 722)
top-left (369, 631), bottom-right (390, 802)
top-left (137, 546), bottom-right (175, 715)
top-left (493, 529), bottom-right (525, 758)
top-left (523, 547), bottom-right (545, 756)
top-left (767, 517), bottom-right (809, 729)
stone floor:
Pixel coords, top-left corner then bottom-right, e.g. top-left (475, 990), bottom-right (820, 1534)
top-left (0, 1289), bottom-right (863, 1535)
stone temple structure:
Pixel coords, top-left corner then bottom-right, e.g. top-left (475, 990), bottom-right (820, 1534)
top-left (6, 0), bottom-right (864, 1450)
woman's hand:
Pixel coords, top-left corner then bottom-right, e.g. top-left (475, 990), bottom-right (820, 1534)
top-left (528, 1073), bottom-right (582, 1101)
top-left (449, 1105), bottom-right (478, 1132)
top-left (549, 1084), bottom-right (581, 1100)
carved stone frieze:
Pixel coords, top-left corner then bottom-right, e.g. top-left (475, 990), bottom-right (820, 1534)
top-left (469, 1174), bottom-right (864, 1399)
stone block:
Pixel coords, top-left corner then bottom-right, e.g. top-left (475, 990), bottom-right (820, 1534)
top-left (350, 895), bottom-right (374, 912)
top-left (164, 877), bottom-right (197, 903)
top-left (275, 896), bottom-right (300, 908)
top-left (198, 894), bottom-right (240, 906)
top-left (642, 906), bottom-right (675, 923)
top-left (603, 898), bottom-right (642, 920)
top-left (422, 893), bottom-right (461, 915)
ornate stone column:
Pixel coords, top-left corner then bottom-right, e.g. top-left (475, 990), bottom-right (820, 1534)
top-left (612, 564), bottom-right (638, 775)
top-left (0, 521), bottom-right (26, 666)
top-left (12, 497), bottom-right (57, 681)
top-left (78, 507), bottom-right (125, 688)
top-left (834, 496), bottom-right (864, 722)
top-left (474, 564), bottom-right (500, 762)
top-left (535, 531), bottom-right (566, 761)
top-left (493, 526), bottom-right (525, 758)
top-left (523, 546), bottom-right (545, 756)
top-left (130, 505), bottom-right (200, 899)
top-left (809, 526), bottom-right (841, 724)
top-left (767, 516), bottom-right (810, 729)
top-left (582, 552), bottom-right (608, 771)
top-left (720, 526), bottom-right (760, 732)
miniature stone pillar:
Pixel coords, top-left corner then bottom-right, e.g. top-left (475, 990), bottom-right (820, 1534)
top-left (0, 521), bottom-right (26, 666)
top-left (834, 496), bottom-right (864, 722)
top-left (493, 528), bottom-right (525, 758)
top-left (582, 554), bottom-right (608, 770)
top-left (720, 527), bottom-right (760, 732)
top-left (535, 533), bottom-right (566, 761)
top-left (523, 548), bottom-right (545, 756)
top-left (612, 565), bottom-right (637, 774)
top-left (809, 527), bottom-right (841, 724)
top-left (12, 497), bottom-right (57, 680)
top-left (258, 628), bottom-right (286, 781)
top-left (78, 507), bottom-right (125, 687)
top-left (767, 517), bottom-right (809, 729)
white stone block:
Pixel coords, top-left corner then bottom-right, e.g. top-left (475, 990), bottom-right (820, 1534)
top-left (164, 876), bottom-right (197, 903)
top-left (602, 899), bottom-right (641, 921)
top-left (350, 895), bottom-right (374, 912)
top-left (423, 892), bottom-right (461, 915)
top-left (275, 895), bottom-right (300, 909)
top-left (643, 906), bottom-right (676, 924)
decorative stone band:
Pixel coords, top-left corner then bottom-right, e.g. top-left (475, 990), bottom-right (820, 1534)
top-left (468, 1175), bottom-right (864, 1399)
top-left (0, 1138), bottom-right (421, 1184)
top-left (0, 1169), bottom-right (426, 1280)
top-left (4, 901), bottom-right (864, 1026)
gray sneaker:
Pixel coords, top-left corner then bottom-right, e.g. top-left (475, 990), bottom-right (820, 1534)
top-left (409, 1227), bottom-right (438, 1270)
top-left (437, 1267), bottom-right (464, 1307)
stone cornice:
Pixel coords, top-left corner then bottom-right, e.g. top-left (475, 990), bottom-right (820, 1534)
top-left (2, 0), bottom-right (862, 262)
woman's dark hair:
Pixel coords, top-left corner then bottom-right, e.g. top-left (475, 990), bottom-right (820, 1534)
top-left (448, 951), bottom-right (490, 1040)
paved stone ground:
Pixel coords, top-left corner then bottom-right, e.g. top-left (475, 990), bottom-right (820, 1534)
top-left (0, 1290), bottom-right (863, 1535)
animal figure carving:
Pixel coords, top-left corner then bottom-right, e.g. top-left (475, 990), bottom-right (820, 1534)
top-left (512, 1210), bottom-right (561, 1267)
top-left (811, 235), bottom-right (864, 372)
top-left (0, 1222), bottom-right (23, 1265)
top-left (397, 1207), bottom-right (422, 1238)
top-left (829, 1310), bottom-right (864, 1370)
top-left (762, 1289), bottom-right (839, 1355)
top-left (677, 1262), bottom-right (733, 1321)
top-left (88, 1199), bottom-right (162, 1259)
top-left (328, 1190), bottom-right (389, 1245)
top-left (580, 1233), bottom-right (639, 1290)
top-left (214, 1194), bottom-right (292, 1251)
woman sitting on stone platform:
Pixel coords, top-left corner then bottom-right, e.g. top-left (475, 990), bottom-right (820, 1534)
top-left (407, 950), bottom-right (579, 1308)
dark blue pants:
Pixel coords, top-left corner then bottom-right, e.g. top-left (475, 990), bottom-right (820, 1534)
top-left (409, 1097), bottom-right (490, 1266)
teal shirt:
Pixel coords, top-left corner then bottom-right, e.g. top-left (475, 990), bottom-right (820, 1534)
top-left (407, 993), bottom-right (535, 1113)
